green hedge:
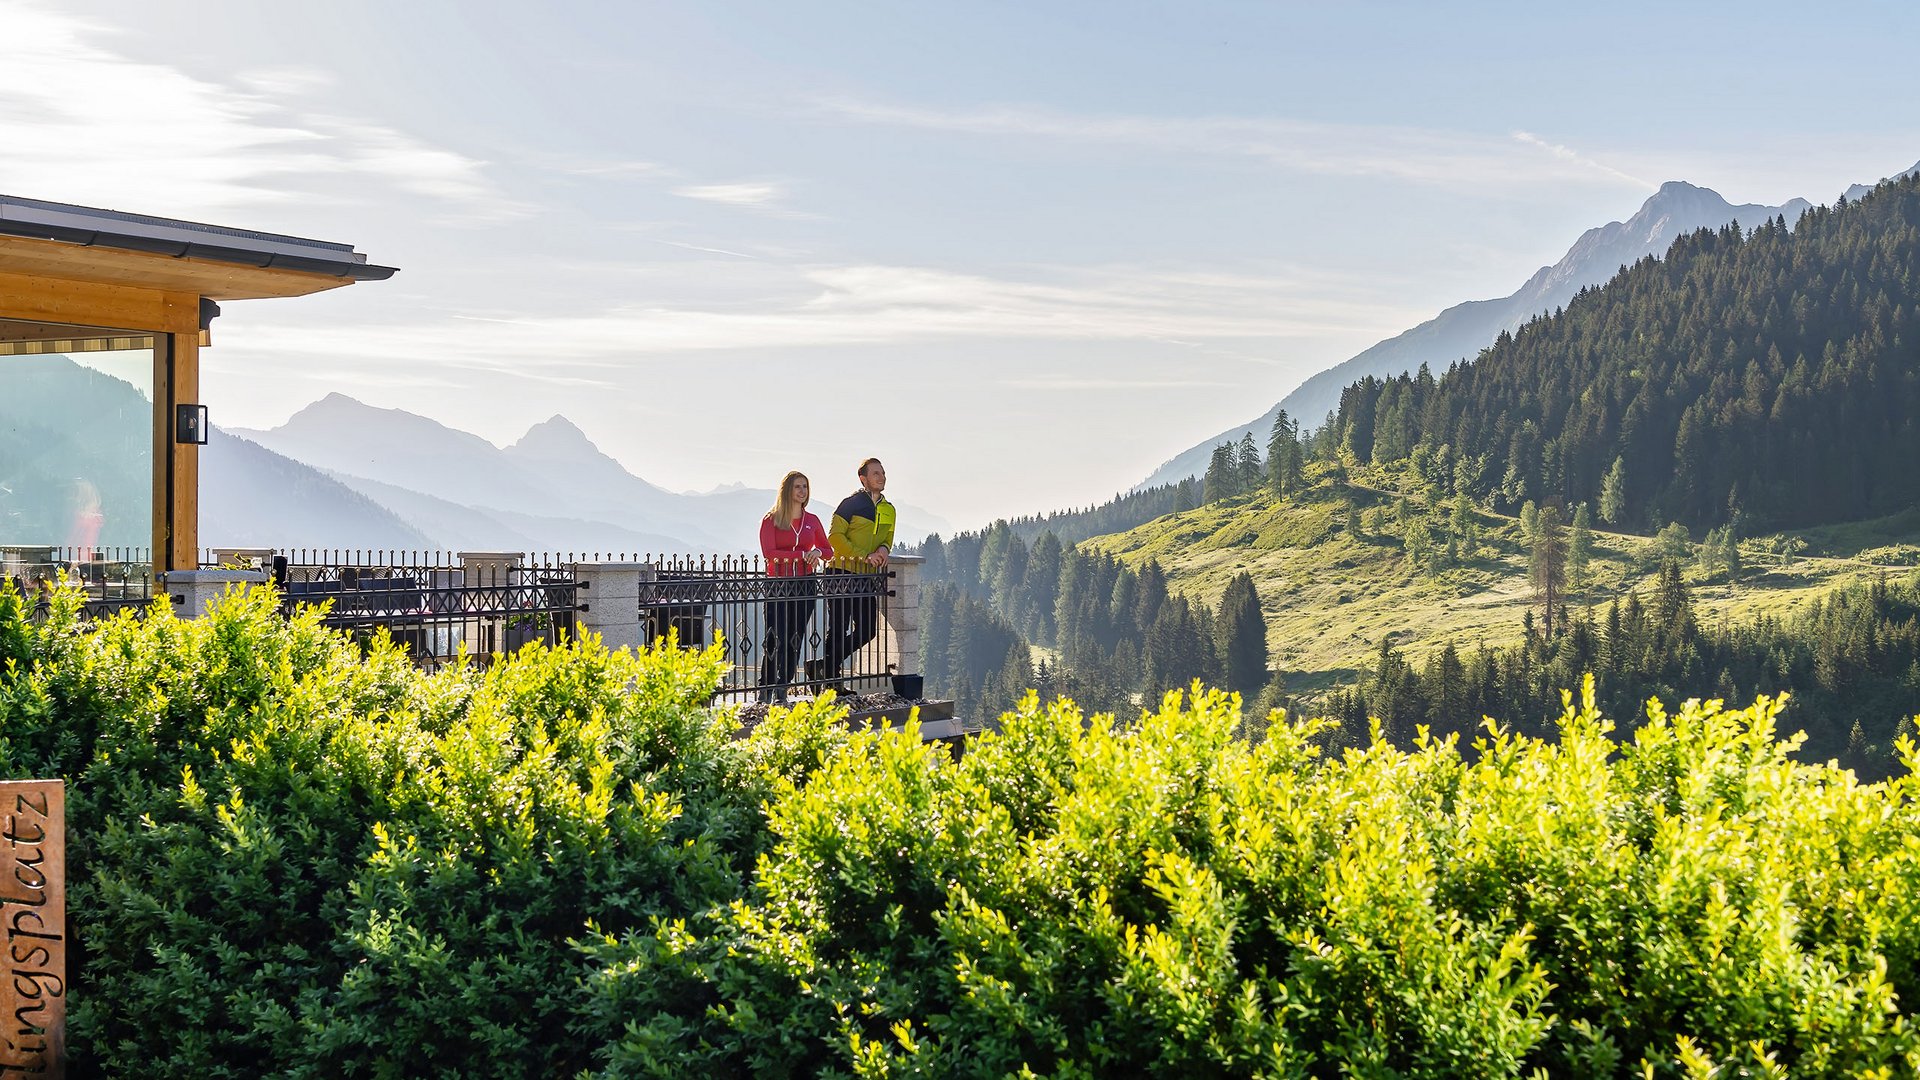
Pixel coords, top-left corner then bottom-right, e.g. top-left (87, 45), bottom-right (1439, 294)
top-left (0, 583), bottom-right (847, 1077)
top-left (6, 583), bottom-right (1920, 1077)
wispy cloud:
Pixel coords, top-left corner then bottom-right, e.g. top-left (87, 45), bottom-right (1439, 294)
top-left (673, 182), bottom-right (784, 207)
top-left (816, 97), bottom-right (1653, 193)
top-left (225, 261), bottom-right (1429, 371)
top-left (542, 157), bottom-right (675, 179)
top-left (1511, 131), bottom-right (1654, 191)
top-left (654, 239), bottom-right (762, 259)
top-left (0, 1), bottom-right (521, 221)
top-left (670, 180), bottom-right (813, 218)
top-left (1002, 375), bottom-right (1235, 391)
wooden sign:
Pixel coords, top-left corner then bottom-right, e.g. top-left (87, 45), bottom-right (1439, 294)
top-left (0, 781), bottom-right (63, 1078)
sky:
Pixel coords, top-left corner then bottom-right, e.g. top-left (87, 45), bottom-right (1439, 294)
top-left (5, 0), bottom-right (1919, 529)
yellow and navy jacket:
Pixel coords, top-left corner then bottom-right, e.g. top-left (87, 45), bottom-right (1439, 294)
top-left (830, 490), bottom-right (896, 567)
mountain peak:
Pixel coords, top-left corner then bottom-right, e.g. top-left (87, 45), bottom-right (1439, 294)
top-left (303, 391), bottom-right (368, 413)
top-left (1636, 180), bottom-right (1732, 219)
top-left (509, 414), bottom-right (597, 457)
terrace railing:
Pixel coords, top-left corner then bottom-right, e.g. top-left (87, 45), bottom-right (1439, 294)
top-left (1, 545), bottom-right (163, 622)
top-left (268, 550), bottom-right (582, 672)
top-left (639, 554), bottom-right (894, 703)
top-left (1, 546), bottom-right (913, 702)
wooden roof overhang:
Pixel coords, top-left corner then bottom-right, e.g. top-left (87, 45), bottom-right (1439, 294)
top-left (0, 195), bottom-right (395, 571)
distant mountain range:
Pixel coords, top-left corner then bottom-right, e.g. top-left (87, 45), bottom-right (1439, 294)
top-left (225, 393), bottom-right (947, 554)
top-left (1, 361), bottom-right (944, 555)
top-left (1136, 162), bottom-right (1920, 491)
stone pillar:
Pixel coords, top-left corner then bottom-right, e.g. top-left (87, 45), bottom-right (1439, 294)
top-left (457, 551), bottom-right (523, 588)
top-left (849, 554), bottom-right (921, 693)
top-left (206, 547), bottom-right (275, 572)
top-left (884, 554), bottom-right (922, 679)
top-left (571, 561), bottom-right (653, 652)
top-left (160, 569), bottom-right (268, 618)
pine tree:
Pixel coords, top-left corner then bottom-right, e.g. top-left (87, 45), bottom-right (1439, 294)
top-left (1203, 443), bottom-right (1236, 503)
top-left (1600, 457), bottom-right (1629, 526)
top-left (1568, 503), bottom-right (1595, 591)
top-left (1531, 505), bottom-right (1569, 638)
top-left (1450, 498), bottom-right (1478, 562)
top-left (1267, 410), bottom-right (1304, 496)
top-left (1216, 572), bottom-right (1268, 699)
top-left (1658, 522), bottom-right (1692, 563)
top-left (1236, 432), bottom-right (1263, 494)
top-left (1403, 517), bottom-right (1433, 570)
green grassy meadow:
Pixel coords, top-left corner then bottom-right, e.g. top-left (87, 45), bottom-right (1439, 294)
top-left (1084, 468), bottom-right (1920, 694)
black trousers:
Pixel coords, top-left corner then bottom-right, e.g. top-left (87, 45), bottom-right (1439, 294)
top-left (760, 576), bottom-right (818, 690)
top-left (823, 568), bottom-right (879, 675)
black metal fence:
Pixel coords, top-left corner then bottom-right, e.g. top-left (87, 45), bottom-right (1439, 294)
top-left (0, 545), bottom-right (164, 621)
top-left (268, 550), bottom-right (582, 672)
top-left (639, 555), bottom-right (893, 703)
top-left (1, 546), bottom-right (901, 699)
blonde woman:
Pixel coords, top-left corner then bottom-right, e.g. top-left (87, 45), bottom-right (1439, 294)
top-left (757, 470), bottom-right (832, 703)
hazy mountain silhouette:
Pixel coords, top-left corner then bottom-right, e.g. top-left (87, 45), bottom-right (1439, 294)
top-left (202, 429), bottom-right (434, 549)
top-left (0, 355), bottom-right (435, 550)
top-left (0, 354), bottom-right (153, 547)
top-left (1136, 163), bottom-right (1920, 490)
top-left (233, 395), bottom-right (948, 552)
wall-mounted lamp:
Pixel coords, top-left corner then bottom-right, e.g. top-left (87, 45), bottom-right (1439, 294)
top-left (199, 298), bottom-right (221, 348)
top-left (175, 403), bottom-right (209, 445)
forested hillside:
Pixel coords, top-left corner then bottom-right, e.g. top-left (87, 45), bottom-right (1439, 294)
top-left (952, 481), bottom-right (1191, 547)
top-left (919, 523), bottom-right (1271, 723)
top-left (1324, 172), bottom-right (1920, 532)
top-left (917, 176), bottom-right (1920, 783)
top-left (1335, 565), bottom-right (1920, 780)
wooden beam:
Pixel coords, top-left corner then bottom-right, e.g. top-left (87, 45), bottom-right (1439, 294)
top-left (0, 270), bottom-right (196, 334)
top-left (0, 235), bottom-right (351, 302)
top-left (169, 331), bottom-right (200, 571)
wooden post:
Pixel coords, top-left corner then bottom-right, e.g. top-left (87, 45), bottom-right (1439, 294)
top-left (149, 329), bottom-right (202, 572)
top-left (169, 330), bottom-right (200, 573)
top-left (0, 780), bottom-right (65, 1078)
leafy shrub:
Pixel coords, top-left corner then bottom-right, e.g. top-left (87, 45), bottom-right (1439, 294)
top-left (9, 581), bottom-right (1920, 1076)
top-left (586, 682), bottom-right (1920, 1078)
top-left (0, 582), bottom-right (846, 1078)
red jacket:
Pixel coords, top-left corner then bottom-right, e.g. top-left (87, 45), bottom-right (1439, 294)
top-left (760, 512), bottom-right (832, 577)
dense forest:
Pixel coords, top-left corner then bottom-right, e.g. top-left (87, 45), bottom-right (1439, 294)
top-left (1331, 565), bottom-right (1920, 779)
top-left (1321, 172), bottom-right (1920, 531)
top-left (918, 523), bottom-right (1271, 722)
top-left (939, 481), bottom-right (1192, 548)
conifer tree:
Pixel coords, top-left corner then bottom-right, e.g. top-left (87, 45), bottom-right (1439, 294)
top-left (1236, 432), bottom-right (1263, 494)
top-left (1600, 457), bottom-right (1629, 526)
top-left (1450, 497), bottom-right (1478, 562)
top-left (1216, 572), bottom-right (1268, 698)
top-left (1658, 522), bottom-right (1692, 563)
top-left (1404, 517), bottom-right (1433, 570)
top-left (1267, 410), bottom-right (1304, 496)
top-left (1531, 505), bottom-right (1569, 638)
top-left (1568, 503), bottom-right (1595, 591)
top-left (1203, 443), bottom-right (1236, 503)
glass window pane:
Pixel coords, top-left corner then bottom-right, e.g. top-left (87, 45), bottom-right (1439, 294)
top-left (0, 321), bottom-right (155, 555)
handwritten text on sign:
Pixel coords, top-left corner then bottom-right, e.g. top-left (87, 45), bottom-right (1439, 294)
top-left (0, 781), bottom-right (63, 1078)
